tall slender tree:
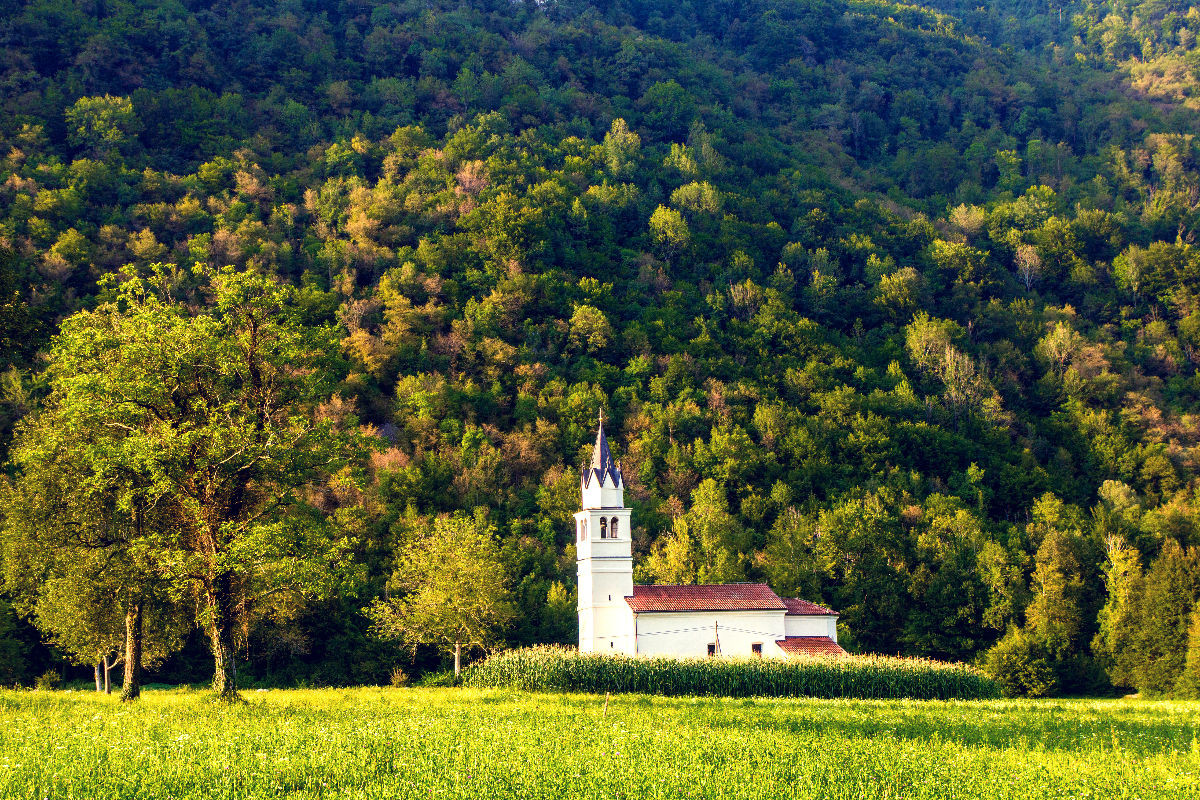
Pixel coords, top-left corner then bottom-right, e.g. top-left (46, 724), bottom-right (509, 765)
top-left (1129, 540), bottom-right (1200, 694)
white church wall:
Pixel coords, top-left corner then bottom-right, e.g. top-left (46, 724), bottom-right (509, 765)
top-left (583, 603), bottom-right (636, 654)
top-left (783, 615), bottom-right (839, 642)
top-left (581, 480), bottom-right (625, 510)
top-left (635, 611), bottom-right (788, 658)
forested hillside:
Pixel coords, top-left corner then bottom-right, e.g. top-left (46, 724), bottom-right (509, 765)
top-left (1, 0), bottom-right (1199, 696)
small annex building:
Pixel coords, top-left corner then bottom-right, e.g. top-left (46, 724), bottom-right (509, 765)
top-left (574, 418), bottom-right (846, 659)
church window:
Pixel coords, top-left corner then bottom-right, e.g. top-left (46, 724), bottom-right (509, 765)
top-left (706, 643), bottom-right (716, 657)
top-left (600, 518), bottom-right (608, 538)
top-left (752, 643), bottom-right (763, 658)
top-left (610, 517), bottom-right (619, 537)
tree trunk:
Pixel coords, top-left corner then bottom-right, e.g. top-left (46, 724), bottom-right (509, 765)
top-left (121, 601), bottom-right (143, 702)
top-left (103, 654), bottom-right (112, 694)
top-left (95, 663), bottom-right (103, 693)
top-left (206, 573), bottom-right (240, 701)
top-left (454, 642), bottom-right (461, 679)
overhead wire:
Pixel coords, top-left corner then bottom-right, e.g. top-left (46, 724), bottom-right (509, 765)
top-left (588, 622), bottom-right (802, 641)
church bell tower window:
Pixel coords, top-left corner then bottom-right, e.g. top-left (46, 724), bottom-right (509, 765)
top-left (600, 518), bottom-right (608, 539)
top-left (610, 517), bottom-right (619, 538)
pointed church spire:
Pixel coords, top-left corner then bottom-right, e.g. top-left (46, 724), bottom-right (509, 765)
top-left (583, 411), bottom-right (621, 489)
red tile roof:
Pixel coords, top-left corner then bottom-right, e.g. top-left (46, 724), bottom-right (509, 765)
top-left (782, 598), bottom-right (839, 617)
top-left (626, 583), bottom-right (787, 613)
top-left (777, 636), bottom-right (847, 657)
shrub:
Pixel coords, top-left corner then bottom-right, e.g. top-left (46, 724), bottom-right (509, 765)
top-left (389, 667), bottom-right (410, 688)
top-left (35, 669), bottom-right (62, 691)
top-left (463, 646), bottom-right (1000, 700)
top-left (982, 631), bottom-right (1058, 697)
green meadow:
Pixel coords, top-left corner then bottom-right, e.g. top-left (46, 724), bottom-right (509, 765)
top-left (1, 688), bottom-right (1197, 799)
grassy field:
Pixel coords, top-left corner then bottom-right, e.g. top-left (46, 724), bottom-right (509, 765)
top-left (1, 687), bottom-right (1197, 799)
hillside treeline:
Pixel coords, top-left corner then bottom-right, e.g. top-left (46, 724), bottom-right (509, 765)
top-left (1, 0), bottom-right (1199, 696)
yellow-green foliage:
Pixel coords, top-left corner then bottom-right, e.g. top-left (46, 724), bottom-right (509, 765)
top-left (463, 645), bottom-right (1001, 700)
top-left (1, 688), bottom-right (1197, 799)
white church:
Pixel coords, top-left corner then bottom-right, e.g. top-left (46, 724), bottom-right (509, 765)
top-left (575, 418), bottom-right (845, 659)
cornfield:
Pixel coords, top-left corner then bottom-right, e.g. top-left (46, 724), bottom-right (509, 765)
top-left (462, 646), bottom-right (1001, 700)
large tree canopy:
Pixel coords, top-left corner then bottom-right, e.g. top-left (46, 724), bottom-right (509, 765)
top-left (6, 267), bottom-right (370, 698)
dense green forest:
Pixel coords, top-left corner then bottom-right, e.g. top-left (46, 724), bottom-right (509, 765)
top-left (1, 0), bottom-right (1200, 697)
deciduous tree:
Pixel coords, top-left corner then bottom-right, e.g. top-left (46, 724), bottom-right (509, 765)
top-left (15, 267), bottom-right (369, 700)
top-left (2, 418), bottom-right (186, 700)
top-left (369, 513), bottom-right (514, 677)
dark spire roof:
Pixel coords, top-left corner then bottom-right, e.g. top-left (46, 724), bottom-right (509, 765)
top-left (582, 412), bottom-right (622, 489)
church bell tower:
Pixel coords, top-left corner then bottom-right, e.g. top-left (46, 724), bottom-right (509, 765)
top-left (575, 414), bottom-right (635, 654)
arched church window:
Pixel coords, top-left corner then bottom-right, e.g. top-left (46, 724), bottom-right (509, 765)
top-left (600, 518), bottom-right (608, 538)
top-left (582, 519), bottom-right (588, 539)
top-left (610, 517), bottom-right (619, 538)
top-left (578, 520), bottom-right (584, 542)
